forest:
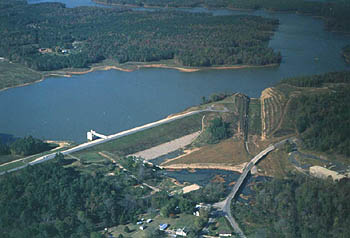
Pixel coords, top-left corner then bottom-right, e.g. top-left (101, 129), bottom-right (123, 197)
top-left (232, 173), bottom-right (350, 237)
top-left (278, 72), bottom-right (350, 156)
top-left (0, 0), bottom-right (281, 71)
top-left (97, 0), bottom-right (350, 32)
top-left (0, 135), bottom-right (52, 156)
top-left (0, 153), bottom-right (227, 238)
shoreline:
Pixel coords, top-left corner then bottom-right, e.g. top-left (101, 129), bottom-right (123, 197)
top-left (0, 63), bottom-right (278, 92)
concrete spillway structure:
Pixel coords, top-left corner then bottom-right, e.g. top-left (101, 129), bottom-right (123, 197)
top-left (87, 130), bottom-right (108, 140)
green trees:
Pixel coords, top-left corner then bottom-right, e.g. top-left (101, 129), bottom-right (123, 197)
top-left (233, 174), bottom-right (350, 237)
top-left (9, 136), bottom-right (51, 156)
top-left (0, 142), bottom-right (9, 155)
top-left (0, 155), bottom-right (138, 237)
top-left (0, 135), bottom-right (52, 157)
top-left (279, 72), bottom-right (350, 156)
top-left (97, 0), bottom-right (350, 32)
top-left (0, 0), bottom-right (280, 71)
top-left (207, 118), bottom-right (230, 144)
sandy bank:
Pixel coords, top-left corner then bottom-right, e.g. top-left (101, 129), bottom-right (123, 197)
top-left (0, 62), bottom-right (277, 92)
top-left (162, 162), bottom-right (248, 173)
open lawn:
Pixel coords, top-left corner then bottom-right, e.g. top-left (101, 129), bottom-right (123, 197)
top-left (73, 112), bottom-right (210, 158)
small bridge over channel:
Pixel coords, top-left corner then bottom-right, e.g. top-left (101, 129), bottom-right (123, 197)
top-left (213, 139), bottom-right (289, 238)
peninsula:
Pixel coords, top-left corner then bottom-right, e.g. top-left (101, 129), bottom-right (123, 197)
top-left (0, 0), bottom-right (281, 90)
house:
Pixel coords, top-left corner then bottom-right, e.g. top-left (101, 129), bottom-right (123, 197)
top-left (219, 231), bottom-right (232, 237)
top-left (136, 221), bottom-right (143, 225)
top-left (38, 48), bottom-right (52, 53)
top-left (146, 219), bottom-right (152, 223)
top-left (175, 227), bottom-right (188, 237)
top-left (139, 225), bottom-right (146, 230)
top-left (159, 223), bottom-right (168, 231)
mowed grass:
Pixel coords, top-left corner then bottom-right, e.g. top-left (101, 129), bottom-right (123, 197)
top-left (0, 61), bottom-right (42, 90)
top-left (74, 112), bottom-right (210, 157)
top-left (162, 137), bottom-right (250, 166)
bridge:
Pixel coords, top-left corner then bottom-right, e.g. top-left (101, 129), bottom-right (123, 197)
top-left (214, 140), bottom-right (289, 237)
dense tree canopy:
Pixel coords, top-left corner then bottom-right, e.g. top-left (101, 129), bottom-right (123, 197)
top-left (279, 72), bottom-right (350, 156)
top-left (97, 0), bottom-right (350, 32)
top-left (233, 174), bottom-right (350, 237)
top-left (0, 135), bottom-right (52, 156)
top-left (0, 155), bottom-right (146, 237)
top-left (0, 0), bottom-right (281, 71)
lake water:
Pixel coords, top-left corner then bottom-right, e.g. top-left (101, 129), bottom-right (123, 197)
top-left (1, 1), bottom-right (349, 142)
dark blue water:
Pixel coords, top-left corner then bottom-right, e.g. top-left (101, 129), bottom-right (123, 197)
top-left (1, 2), bottom-right (349, 142)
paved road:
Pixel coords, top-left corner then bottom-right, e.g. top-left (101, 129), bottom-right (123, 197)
top-left (0, 106), bottom-right (228, 175)
top-left (213, 142), bottom-right (286, 237)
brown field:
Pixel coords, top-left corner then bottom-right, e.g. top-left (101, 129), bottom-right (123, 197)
top-left (162, 137), bottom-right (250, 166)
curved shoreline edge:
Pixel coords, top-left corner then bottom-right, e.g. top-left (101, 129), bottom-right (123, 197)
top-left (0, 63), bottom-right (278, 92)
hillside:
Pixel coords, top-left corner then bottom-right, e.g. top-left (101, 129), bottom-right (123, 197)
top-left (164, 72), bottom-right (350, 177)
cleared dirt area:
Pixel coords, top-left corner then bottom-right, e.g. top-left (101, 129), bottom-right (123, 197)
top-left (182, 184), bottom-right (201, 193)
top-left (161, 137), bottom-right (250, 167)
top-left (309, 166), bottom-right (348, 181)
top-left (129, 131), bottom-right (200, 160)
top-left (163, 162), bottom-right (248, 173)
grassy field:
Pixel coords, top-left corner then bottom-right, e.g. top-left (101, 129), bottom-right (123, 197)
top-left (0, 61), bottom-right (42, 90)
top-left (73, 112), bottom-right (210, 158)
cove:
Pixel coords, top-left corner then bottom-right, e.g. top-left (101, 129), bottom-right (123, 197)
top-left (1, 1), bottom-right (349, 143)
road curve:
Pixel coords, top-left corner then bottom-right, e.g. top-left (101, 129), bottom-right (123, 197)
top-left (213, 142), bottom-right (287, 237)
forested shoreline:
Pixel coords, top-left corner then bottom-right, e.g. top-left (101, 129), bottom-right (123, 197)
top-left (0, 0), bottom-right (281, 72)
top-left (96, 0), bottom-right (350, 32)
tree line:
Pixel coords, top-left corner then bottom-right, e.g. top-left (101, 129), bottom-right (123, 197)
top-left (232, 173), bottom-right (350, 237)
top-left (97, 0), bottom-right (350, 32)
top-left (0, 152), bottom-right (228, 238)
top-left (0, 135), bottom-right (52, 156)
top-left (279, 71), bottom-right (350, 156)
top-left (0, 0), bottom-right (281, 71)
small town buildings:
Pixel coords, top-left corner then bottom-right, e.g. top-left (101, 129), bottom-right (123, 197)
top-left (175, 227), bottom-right (188, 237)
top-left (219, 231), bottom-right (232, 237)
top-left (139, 225), bottom-right (146, 230)
top-left (159, 223), bottom-right (168, 231)
top-left (146, 218), bottom-right (152, 223)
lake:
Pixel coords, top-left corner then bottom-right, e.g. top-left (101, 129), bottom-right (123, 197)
top-left (1, 1), bottom-right (349, 142)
